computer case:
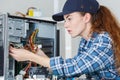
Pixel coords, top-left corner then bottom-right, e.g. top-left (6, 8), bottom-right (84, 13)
top-left (0, 13), bottom-right (57, 80)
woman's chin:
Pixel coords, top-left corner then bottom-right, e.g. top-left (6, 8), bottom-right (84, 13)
top-left (71, 34), bottom-right (78, 38)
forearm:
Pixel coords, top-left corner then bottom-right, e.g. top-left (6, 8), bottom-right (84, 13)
top-left (29, 53), bottom-right (50, 68)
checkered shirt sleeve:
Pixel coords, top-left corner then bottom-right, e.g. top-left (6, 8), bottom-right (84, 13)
top-left (50, 32), bottom-right (114, 77)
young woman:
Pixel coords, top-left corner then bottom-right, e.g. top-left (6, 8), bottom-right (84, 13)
top-left (10, 0), bottom-right (120, 79)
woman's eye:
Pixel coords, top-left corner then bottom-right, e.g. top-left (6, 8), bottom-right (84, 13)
top-left (64, 17), bottom-right (72, 22)
top-left (67, 18), bottom-right (71, 21)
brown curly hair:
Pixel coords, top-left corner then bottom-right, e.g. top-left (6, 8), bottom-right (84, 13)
top-left (90, 5), bottom-right (120, 73)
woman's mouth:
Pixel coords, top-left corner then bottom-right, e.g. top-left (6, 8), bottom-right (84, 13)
top-left (67, 30), bottom-right (71, 33)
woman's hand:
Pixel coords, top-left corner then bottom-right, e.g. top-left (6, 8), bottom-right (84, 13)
top-left (36, 48), bottom-right (48, 58)
top-left (9, 47), bottom-right (33, 62)
top-left (9, 47), bottom-right (50, 68)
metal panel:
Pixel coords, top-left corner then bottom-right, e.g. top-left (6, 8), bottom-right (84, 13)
top-left (0, 13), bottom-right (57, 80)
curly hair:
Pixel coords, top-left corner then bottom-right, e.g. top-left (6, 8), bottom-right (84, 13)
top-left (90, 5), bottom-right (120, 73)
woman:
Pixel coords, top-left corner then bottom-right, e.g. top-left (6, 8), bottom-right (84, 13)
top-left (10, 0), bottom-right (120, 79)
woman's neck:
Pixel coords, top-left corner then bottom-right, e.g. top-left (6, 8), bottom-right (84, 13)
top-left (81, 23), bottom-right (92, 40)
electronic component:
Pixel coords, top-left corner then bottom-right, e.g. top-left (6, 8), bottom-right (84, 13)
top-left (0, 13), bottom-right (57, 80)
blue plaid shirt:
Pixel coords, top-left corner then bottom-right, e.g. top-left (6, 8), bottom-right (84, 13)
top-left (50, 32), bottom-right (120, 80)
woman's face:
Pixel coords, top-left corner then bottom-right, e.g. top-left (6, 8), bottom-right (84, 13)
top-left (64, 12), bottom-right (91, 38)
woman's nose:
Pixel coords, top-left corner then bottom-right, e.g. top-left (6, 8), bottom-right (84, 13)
top-left (64, 21), bottom-right (69, 28)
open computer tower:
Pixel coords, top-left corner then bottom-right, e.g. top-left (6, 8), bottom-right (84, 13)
top-left (0, 13), bottom-right (58, 80)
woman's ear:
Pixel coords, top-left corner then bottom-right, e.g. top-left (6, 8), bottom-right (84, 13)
top-left (83, 13), bottom-right (91, 23)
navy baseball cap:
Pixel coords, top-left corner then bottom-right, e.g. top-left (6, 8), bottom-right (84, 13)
top-left (52, 0), bottom-right (100, 21)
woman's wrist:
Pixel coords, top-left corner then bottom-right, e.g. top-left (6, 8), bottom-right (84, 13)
top-left (28, 53), bottom-right (37, 62)
top-left (28, 53), bottom-right (50, 68)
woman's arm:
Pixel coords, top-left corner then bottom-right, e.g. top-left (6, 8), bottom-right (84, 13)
top-left (50, 33), bottom-right (114, 76)
top-left (9, 47), bottom-right (50, 68)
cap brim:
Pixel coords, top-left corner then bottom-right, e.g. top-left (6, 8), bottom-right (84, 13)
top-left (52, 12), bottom-right (64, 21)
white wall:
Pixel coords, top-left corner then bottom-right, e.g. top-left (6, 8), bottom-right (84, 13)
top-left (98, 0), bottom-right (120, 21)
top-left (0, 0), bottom-right (120, 19)
top-left (0, 0), bottom-right (68, 17)
top-left (0, 0), bottom-right (54, 17)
